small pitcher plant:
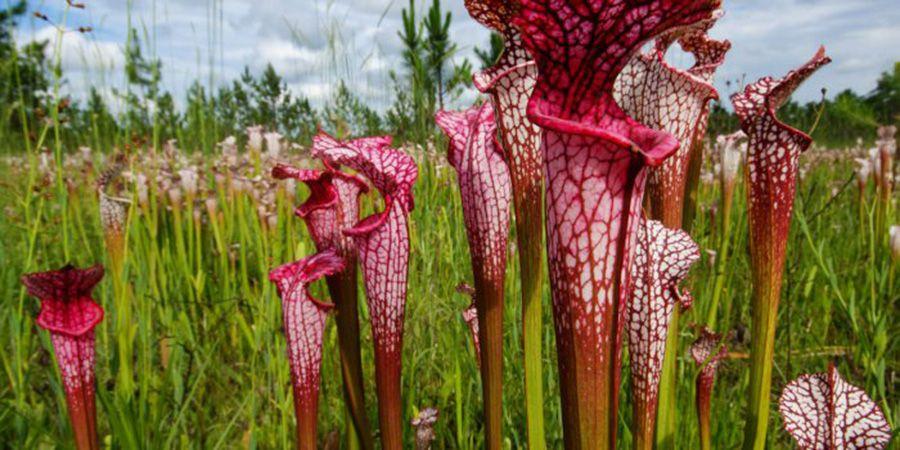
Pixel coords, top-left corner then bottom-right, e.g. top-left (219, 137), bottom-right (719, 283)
top-left (272, 153), bottom-right (374, 449)
top-left (626, 220), bottom-right (700, 450)
top-left (269, 251), bottom-right (344, 450)
top-left (22, 265), bottom-right (105, 450)
top-left (690, 328), bottom-right (729, 450)
top-left (706, 130), bottom-right (747, 327)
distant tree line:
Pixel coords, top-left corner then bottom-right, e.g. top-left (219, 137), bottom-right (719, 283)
top-left (709, 64), bottom-right (900, 148)
top-left (0, 0), bottom-right (896, 153)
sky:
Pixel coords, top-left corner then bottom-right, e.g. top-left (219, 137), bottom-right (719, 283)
top-left (14, 0), bottom-right (900, 112)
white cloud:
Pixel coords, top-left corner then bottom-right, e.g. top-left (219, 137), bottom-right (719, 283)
top-left (16, 0), bottom-right (899, 111)
top-left (27, 26), bottom-right (122, 73)
top-left (258, 38), bottom-right (327, 71)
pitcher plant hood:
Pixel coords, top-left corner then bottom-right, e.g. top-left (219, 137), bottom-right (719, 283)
top-left (269, 250), bottom-right (344, 450)
top-left (779, 364), bottom-right (891, 450)
top-left (272, 160), bottom-right (369, 256)
top-left (616, 10), bottom-right (730, 226)
top-left (626, 220), bottom-right (700, 439)
top-left (22, 264), bottom-right (106, 450)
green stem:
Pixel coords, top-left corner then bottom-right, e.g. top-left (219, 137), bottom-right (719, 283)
top-left (326, 267), bottom-right (374, 450)
top-left (515, 175), bottom-right (546, 450)
top-left (655, 308), bottom-right (680, 450)
top-left (345, 409), bottom-right (361, 450)
top-left (741, 278), bottom-right (780, 450)
top-left (522, 277), bottom-right (545, 450)
top-left (707, 181), bottom-right (736, 327)
top-left (474, 273), bottom-right (504, 450)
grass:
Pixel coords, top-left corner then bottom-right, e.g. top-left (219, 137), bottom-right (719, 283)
top-left (0, 134), bottom-right (896, 448)
top-left (1, 0), bottom-right (897, 447)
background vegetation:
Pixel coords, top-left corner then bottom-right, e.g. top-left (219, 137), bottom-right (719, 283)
top-left (0, 0), bottom-right (897, 448)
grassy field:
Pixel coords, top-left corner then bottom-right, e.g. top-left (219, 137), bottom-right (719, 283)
top-left (0, 2), bottom-right (896, 448)
top-left (0, 130), bottom-right (896, 448)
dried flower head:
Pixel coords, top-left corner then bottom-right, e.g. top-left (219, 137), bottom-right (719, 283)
top-left (411, 408), bottom-right (440, 450)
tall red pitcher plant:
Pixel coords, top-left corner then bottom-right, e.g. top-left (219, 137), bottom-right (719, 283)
top-left (22, 264), bottom-right (105, 450)
top-left (616, 11), bottom-right (729, 228)
top-left (272, 157), bottom-right (374, 449)
top-left (673, 17), bottom-right (734, 233)
top-left (731, 47), bottom-right (831, 450)
top-left (314, 134), bottom-right (418, 450)
top-left (626, 220), bottom-right (700, 450)
top-left (436, 101), bottom-right (511, 450)
top-left (269, 251), bottom-right (344, 450)
top-left (514, 0), bottom-right (721, 447)
top-left (463, 2), bottom-right (548, 444)
top-left (615, 14), bottom-right (729, 446)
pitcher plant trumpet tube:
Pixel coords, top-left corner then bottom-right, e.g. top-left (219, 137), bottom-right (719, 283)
top-left (314, 134), bottom-right (418, 450)
top-left (615, 14), bottom-right (729, 446)
top-left (626, 220), bottom-right (700, 450)
top-left (690, 328), bottom-right (729, 450)
top-left (513, 0), bottom-right (721, 447)
top-left (779, 364), bottom-right (892, 449)
top-left (464, 1), bottom-right (547, 444)
top-left (269, 251), bottom-right (344, 450)
top-left (272, 156), bottom-right (374, 450)
top-left (731, 47), bottom-right (831, 450)
top-left (436, 101), bottom-right (512, 450)
top-left (22, 264), bottom-right (105, 450)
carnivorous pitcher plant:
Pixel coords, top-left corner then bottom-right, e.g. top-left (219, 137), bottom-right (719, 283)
top-left (314, 134), bottom-right (418, 450)
top-left (436, 101), bottom-right (511, 450)
top-left (464, 1), bottom-right (548, 443)
top-left (272, 155), bottom-right (374, 449)
top-left (513, 0), bottom-right (721, 447)
top-left (22, 264), bottom-right (105, 450)
top-left (731, 47), bottom-right (831, 450)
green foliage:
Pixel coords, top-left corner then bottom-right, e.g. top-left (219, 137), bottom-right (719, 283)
top-left (388, 0), bottom-right (475, 144)
top-left (424, 0), bottom-right (455, 109)
top-left (474, 32), bottom-right (504, 69)
top-left (0, 1), bottom-right (48, 145)
top-left (323, 80), bottom-right (383, 138)
top-left (0, 140), bottom-right (896, 448)
top-left (0, 3), bottom-right (897, 448)
top-left (118, 27), bottom-right (162, 139)
top-left (868, 62), bottom-right (900, 125)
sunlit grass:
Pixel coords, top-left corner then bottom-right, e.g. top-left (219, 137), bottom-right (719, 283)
top-left (0, 139), bottom-right (895, 448)
top-left (0, 1), bottom-right (896, 448)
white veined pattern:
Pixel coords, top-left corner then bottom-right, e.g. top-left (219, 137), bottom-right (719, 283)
top-left (779, 365), bottom-right (892, 449)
